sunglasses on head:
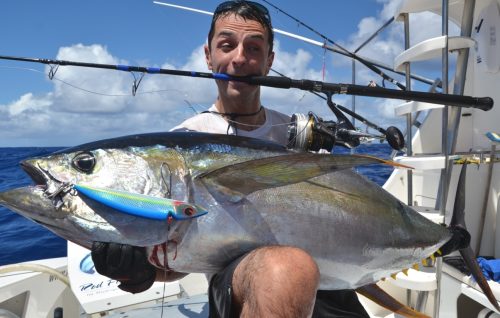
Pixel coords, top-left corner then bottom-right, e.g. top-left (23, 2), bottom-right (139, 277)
top-left (214, 1), bottom-right (271, 24)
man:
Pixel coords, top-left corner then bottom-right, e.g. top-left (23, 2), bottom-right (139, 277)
top-left (92, 1), bottom-right (370, 317)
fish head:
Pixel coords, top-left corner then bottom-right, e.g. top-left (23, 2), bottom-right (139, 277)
top-left (21, 147), bottom-right (166, 197)
top-left (0, 142), bottom-right (193, 248)
top-left (0, 182), bottom-right (173, 248)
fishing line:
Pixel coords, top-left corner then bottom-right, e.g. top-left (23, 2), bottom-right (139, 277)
top-left (160, 162), bottom-right (172, 199)
top-left (160, 242), bottom-right (168, 317)
top-left (322, 41), bottom-right (327, 81)
top-left (160, 281), bottom-right (167, 317)
top-left (286, 119), bottom-right (310, 149)
top-left (0, 65), bottom-right (191, 98)
top-left (0, 66), bottom-right (129, 97)
top-left (184, 100), bottom-right (201, 114)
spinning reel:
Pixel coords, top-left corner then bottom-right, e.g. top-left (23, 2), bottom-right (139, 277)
top-left (287, 93), bottom-right (405, 153)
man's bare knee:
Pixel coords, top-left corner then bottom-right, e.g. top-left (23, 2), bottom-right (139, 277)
top-left (232, 246), bottom-right (319, 318)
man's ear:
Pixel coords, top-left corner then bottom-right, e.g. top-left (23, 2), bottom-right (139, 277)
top-left (265, 51), bottom-right (275, 75)
top-left (204, 44), bottom-right (213, 70)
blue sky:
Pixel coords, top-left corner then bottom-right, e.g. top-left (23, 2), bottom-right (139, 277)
top-left (0, 0), bottom-right (450, 146)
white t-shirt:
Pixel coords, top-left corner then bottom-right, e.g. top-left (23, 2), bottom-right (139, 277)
top-left (170, 105), bottom-right (291, 146)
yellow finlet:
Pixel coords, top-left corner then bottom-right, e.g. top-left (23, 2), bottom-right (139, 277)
top-left (391, 273), bottom-right (397, 280)
top-left (402, 269), bottom-right (409, 276)
top-left (412, 264), bottom-right (419, 271)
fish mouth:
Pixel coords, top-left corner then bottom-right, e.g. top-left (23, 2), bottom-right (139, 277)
top-left (20, 160), bottom-right (49, 187)
top-left (20, 160), bottom-right (72, 208)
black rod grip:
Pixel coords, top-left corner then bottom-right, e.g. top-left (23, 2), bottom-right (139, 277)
top-left (319, 83), bottom-right (494, 111)
top-left (240, 75), bottom-right (293, 89)
top-left (474, 97), bottom-right (494, 111)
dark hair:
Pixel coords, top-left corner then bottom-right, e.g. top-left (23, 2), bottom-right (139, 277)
top-left (207, 1), bottom-right (274, 54)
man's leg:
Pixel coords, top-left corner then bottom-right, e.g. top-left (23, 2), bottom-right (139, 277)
top-left (232, 246), bottom-right (319, 318)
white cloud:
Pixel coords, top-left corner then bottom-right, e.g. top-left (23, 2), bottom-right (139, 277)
top-left (7, 93), bottom-right (52, 116)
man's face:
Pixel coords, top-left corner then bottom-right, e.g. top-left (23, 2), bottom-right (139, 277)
top-left (205, 14), bottom-right (274, 99)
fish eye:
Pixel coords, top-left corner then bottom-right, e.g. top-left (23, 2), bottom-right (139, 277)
top-left (183, 206), bottom-right (195, 217)
top-left (72, 152), bottom-right (96, 173)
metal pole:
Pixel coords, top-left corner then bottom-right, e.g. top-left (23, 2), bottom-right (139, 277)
top-left (403, 13), bottom-right (413, 206)
top-left (448, 0), bottom-right (475, 155)
top-left (354, 17), bottom-right (395, 53)
top-left (352, 59), bottom-right (356, 130)
top-left (476, 144), bottom-right (496, 255)
top-left (434, 2), bottom-right (449, 317)
top-left (436, 0), bottom-right (477, 211)
top-left (441, 1), bottom-right (450, 217)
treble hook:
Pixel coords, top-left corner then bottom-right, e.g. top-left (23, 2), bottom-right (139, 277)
top-left (46, 182), bottom-right (75, 209)
top-left (131, 72), bottom-right (145, 96)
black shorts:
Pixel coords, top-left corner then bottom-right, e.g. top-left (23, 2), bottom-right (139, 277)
top-left (208, 255), bottom-right (370, 318)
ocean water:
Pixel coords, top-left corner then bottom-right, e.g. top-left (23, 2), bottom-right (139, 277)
top-left (0, 143), bottom-right (394, 266)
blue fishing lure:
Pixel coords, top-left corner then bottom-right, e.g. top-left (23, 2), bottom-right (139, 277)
top-left (73, 184), bottom-right (208, 221)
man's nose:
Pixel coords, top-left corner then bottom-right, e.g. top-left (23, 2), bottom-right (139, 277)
top-left (232, 44), bottom-right (247, 67)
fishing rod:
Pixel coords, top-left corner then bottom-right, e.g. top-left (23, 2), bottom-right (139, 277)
top-left (0, 54), bottom-right (492, 110)
top-left (153, 1), bottom-right (438, 88)
top-left (260, 0), bottom-right (407, 90)
top-left (1, 53), bottom-right (491, 152)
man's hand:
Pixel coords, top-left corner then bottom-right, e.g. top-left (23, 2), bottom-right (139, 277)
top-left (91, 242), bottom-right (156, 294)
